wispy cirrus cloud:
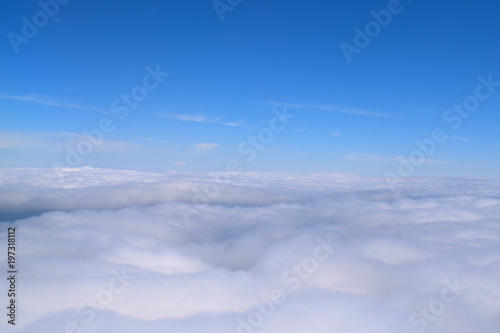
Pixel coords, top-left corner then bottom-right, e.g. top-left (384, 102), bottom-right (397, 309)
top-left (342, 152), bottom-right (448, 165)
top-left (266, 102), bottom-right (392, 118)
top-left (0, 130), bottom-right (65, 151)
top-left (342, 152), bottom-right (394, 163)
top-left (448, 135), bottom-right (471, 143)
top-left (192, 143), bottom-right (219, 154)
top-left (0, 130), bottom-right (141, 153)
top-left (331, 129), bottom-right (343, 137)
top-left (0, 94), bottom-right (105, 113)
top-left (158, 113), bottom-right (245, 127)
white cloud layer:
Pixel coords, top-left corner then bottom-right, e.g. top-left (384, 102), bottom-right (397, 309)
top-left (0, 167), bottom-right (499, 332)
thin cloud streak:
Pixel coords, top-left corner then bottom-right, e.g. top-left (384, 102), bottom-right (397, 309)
top-left (0, 94), bottom-right (106, 113)
top-left (266, 102), bottom-right (393, 118)
top-left (342, 152), bottom-right (448, 165)
top-left (331, 129), bottom-right (343, 137)
top-left (192, 142), bottom-right (219, 154)
top-left (448, 135), bottom-right (471, 143)
top-left (159, 113), bottom-right (245, 127)
top-left (0, 130), bottom-right (142, 153)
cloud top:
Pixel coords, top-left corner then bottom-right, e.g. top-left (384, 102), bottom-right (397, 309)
top-left (0, 167), bottom-right (499, 333)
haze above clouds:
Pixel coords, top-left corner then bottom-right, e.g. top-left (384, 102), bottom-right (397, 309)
top-left (1, 167), bottom-right (499, 333)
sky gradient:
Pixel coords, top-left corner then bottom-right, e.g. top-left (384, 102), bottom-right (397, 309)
top-left (1, 0), bottom-right (499, 179)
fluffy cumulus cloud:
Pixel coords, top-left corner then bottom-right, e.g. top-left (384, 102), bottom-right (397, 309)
top-left (1, 167), bottom-right (500, 333)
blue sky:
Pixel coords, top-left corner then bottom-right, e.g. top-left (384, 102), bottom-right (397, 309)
top-left (1, 0), bottom-right (499, 179)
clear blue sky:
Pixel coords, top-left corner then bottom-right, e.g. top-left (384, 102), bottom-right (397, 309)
top-left (1, 0), bottom-right (499, 179)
